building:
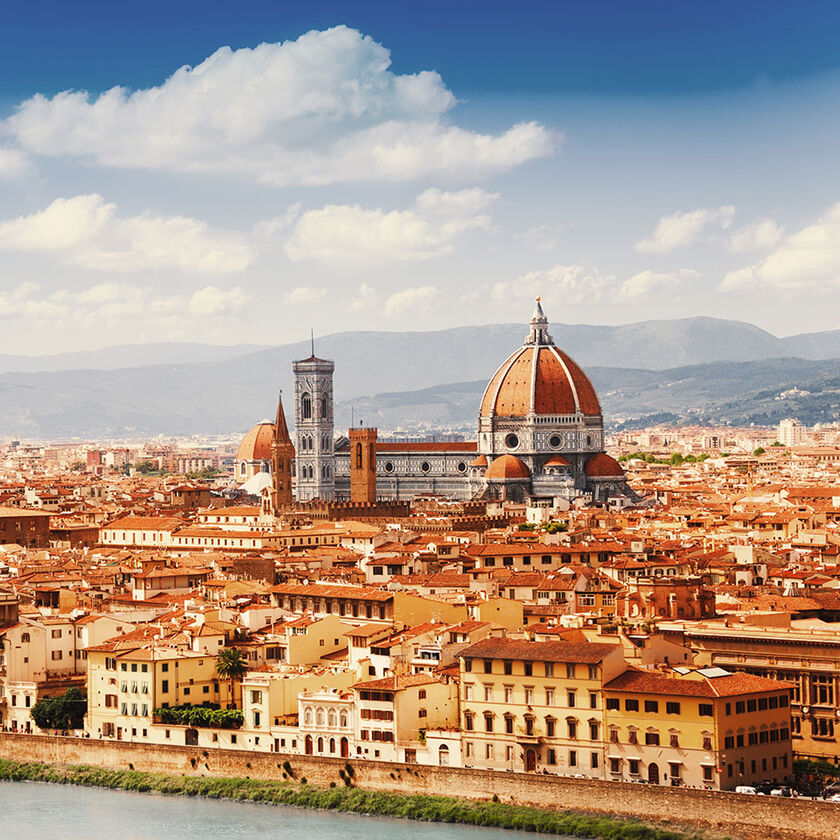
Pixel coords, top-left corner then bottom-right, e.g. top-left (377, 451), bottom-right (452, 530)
top-left (456, 636), bottom-right (626, 776)
top-left (239, 303), bottom-right (631, 506)
top-left (0, 506), bottom-right (51, 548)
top-left (603, 666), bottom-right (793, 789)
top-left (778, 418), bottom-right (805, 448)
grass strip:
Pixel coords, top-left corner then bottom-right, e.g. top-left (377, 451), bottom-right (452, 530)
top-left (0, 759), bottom-right (723, 840)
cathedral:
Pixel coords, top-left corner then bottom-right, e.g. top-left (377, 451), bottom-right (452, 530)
top-left (236, 302), bottom-right (629, 507)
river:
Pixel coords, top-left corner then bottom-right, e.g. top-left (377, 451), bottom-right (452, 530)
top-left (0, 781), bottom-right (576, 840)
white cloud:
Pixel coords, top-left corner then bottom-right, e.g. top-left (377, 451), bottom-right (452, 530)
top-left (189, 285), bottom-right (251, 315)
top-left (0, 146), bottom-right (33, 179)
top-left (384, 285), bottom-right (440, 316)
top-left (727, 217), bottom-right (784, 252)
top-left (636, 205), bottom-right (735, 253)
top-left (4, 27), bottom-right (556, 187)
top-left (0, 194), bottom-right (251, 273)
top-left (282, 286), bottom-right (328, 305)
top-left (495, 264), bottom-right (614, 306)
top-left (722, 202), bottom-right (840, 292)
top-left (618, 268), bottom-right (699, 300)
top-left (284, 187), bottom-right (496, 263)
top-left (514, 224), bottom-right (567, 252)
top-left (349, 283), bottom-right (378, 310)
top-left (0, 280), bottom-right (247, 326)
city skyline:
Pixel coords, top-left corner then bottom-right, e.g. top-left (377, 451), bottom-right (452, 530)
top-left (2, 1), bottom-right (840, 353)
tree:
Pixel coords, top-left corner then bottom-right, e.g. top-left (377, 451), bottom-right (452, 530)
top-left (215, 648), bottom-right (248, 709)
top-left (30, 687), bottom-right (87, 731)
top-left (753, 447), bottom-right (765, 456)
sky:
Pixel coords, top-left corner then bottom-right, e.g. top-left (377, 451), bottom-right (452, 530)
top-left (2, 0), bottom-right (840, 354)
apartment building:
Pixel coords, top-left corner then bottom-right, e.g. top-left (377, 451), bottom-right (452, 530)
top-left (457, 637), bottom-right (626, 776)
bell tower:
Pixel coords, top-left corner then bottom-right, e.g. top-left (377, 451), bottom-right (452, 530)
top-left (349, 426), bottom-right (377, 504)
top-left (270, 392), bottom-right (294, 512)
top-left (292, 343), bottom-right (335, 501)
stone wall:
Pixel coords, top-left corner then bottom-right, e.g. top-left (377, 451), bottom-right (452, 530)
top-left (0, 734), bottom-right (838, 840)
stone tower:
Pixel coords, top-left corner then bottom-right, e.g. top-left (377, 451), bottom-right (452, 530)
top-left (270, 392), bottom-right (295, 512)
top-left (292, 349), bottom-right (335, 501)
top-left (349, 426), bottom-right (377, 504)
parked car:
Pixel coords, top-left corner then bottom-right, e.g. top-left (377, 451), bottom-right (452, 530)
top-left (735, 785), bottom-right (758, 795)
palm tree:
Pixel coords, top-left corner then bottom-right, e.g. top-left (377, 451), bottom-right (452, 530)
top-left (215, 647), bottom-right (248, 710)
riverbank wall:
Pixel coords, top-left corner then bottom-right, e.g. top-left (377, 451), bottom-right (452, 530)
top-left (0, 734), bottom-right (837, 840)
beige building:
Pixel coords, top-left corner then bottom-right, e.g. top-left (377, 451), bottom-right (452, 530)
top-left (457, 637), bottom-right (626, 776)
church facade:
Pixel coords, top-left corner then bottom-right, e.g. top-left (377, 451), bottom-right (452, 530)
top-left (237, 302), bottom-right (629, 506)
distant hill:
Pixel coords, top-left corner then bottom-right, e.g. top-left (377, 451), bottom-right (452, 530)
top-left (0, 342), bottom-right (270, 374)
top-left (2, 316), bottom-right (840, 437)
top-left (1, 353), bottom-right (837, 438)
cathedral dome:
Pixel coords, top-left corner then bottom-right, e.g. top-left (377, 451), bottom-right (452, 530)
top-left (584, 452), bottom-right (624, 477)
top-left (485, 454), bottom-right (531, 480)
top-left (236, 421), bottom-right (275, 462)
top-left (479, 301), bottom-right (601, 419)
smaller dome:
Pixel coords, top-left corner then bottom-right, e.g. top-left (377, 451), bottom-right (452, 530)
top-left (585, 453), bottom-right (624, 478)
top-left (486, 454), bottom-right (531, 480)
top-left (544, 455), bottom-right (571, 467)
top-left (237, 422), bottom-right (274, 462)
top-left (470, 454), bottom-right (489, 467)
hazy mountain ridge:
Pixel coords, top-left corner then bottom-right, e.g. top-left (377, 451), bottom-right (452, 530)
top-left (1, 317), bottom-right (839, 437)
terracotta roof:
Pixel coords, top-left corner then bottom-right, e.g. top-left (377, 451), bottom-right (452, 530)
top-left (585, 453), bottom-right (625, 478)
top-left (236, 422), bottom-right (274, 462)
top-left (605, 668), bottom-right (793, 698)
top-left (353, 673), bottom-right (439, 691)
top-left (459, 636), bottom-right (617, 664)
top-left (485, 455), bottom-right (531, 481)
top-left (480, 344), bottom-right (601, 418)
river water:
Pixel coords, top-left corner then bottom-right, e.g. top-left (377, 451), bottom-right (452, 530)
top-left (0, 781), bottom-right (575, 840)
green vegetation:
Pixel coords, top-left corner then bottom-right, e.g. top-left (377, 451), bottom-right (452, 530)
top-left (215, 648), bottom-right (248, 706)
top-left (752, 447), bottom-right (765, 456)
top-left (0, 760), bottom-right (720, 840)
top-left (618, 452), bottom-right (709, 465)
top-left (133, 460), bottom-right (168, 476)
top-left (153, 704), bottom-right (242, 728)
top-left (30, 688), bottom-right (86, 731)
top-left (544, 522), bottom-right (567, 534)
top-left (185, 466), bottom-right (221, 480)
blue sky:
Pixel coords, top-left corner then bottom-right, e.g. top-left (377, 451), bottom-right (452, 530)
top-left (1, 1), bottom-right (839, 352)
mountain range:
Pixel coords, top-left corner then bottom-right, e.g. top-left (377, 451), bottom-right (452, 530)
top-left (0, 316), bottom-right (838, 438)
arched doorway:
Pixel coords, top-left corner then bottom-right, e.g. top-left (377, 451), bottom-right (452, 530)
top-left (304, 735), bottom-right (313, 755)
top-left (185, 728), bottom-right (198, 746)
top-left (340, 737), bottom-right (349, 758)
top-left (525, 749), bottom-right (537, 772)
top-left (648, 763), bottom-right (660, 784)
top-left (317, 736), bottom-right (324, 753)
top-left (438, 744), bottom-right (449, 766)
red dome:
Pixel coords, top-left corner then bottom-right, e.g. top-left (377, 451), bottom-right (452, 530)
top-left (544, 455), bottom-right (571, 467)
top-left (585, 453), bottom-right (624, 477)
top-left (485, 454), bottom-right (531, 480)
top-left (480, 344), bottom-right (601, 418)
top-left (236, 422), bottom-right (274, 462)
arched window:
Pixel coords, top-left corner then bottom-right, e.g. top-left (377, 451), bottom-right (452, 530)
top-left (302, 393), bottom-right (312, 420)
top-left (321, 396), bottom-right (328, 419)
top-left (317, 736), bottom-right (324, 753)
top-left (316, 708), bottom-right (325, 727)
top-left (329, 737), bottom-right (336, 753)
top-left (340, 711), bottom-right (349, 728)
top-left (355, 442), bottom-right (363, 469)
top-left (328, 710), bottom-right (337, 728)
top-left (304, 707), bottom-right (313, 726)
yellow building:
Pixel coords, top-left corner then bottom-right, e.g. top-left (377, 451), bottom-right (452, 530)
top-left (457, 637), bottom-right (626, 776)
top-left (86, 642), bottom-right (234, 744)
top-left (603, 667), bottom-right (793, 790)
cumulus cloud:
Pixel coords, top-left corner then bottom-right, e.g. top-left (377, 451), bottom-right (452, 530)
top-left (284, 187), bottom-right (496, 263)
top-left (636, 205), bottom-right (735, 253)
top-left (384, 285), bottom-right (440, 315)
top-left (618, 268), bottom-right (699, 299)
top-left (282, 286), bottom-right (328, 305)
top-left (0, 146), bottom-right (33, 179)
top-left (3, 27), bottom-right (556, 187)
top-left (349, 283), bottom-right (378, 310)
top-left (495, 264), bottom-right (614, 306)
top-left (727, 217), bottom-right (784, 252)
top-left (0, 194), bottom-right (251, 273)
top-left (0, 280), bottom-right (246, 326)
top-left (722, 202), bottom-right (840, 291)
